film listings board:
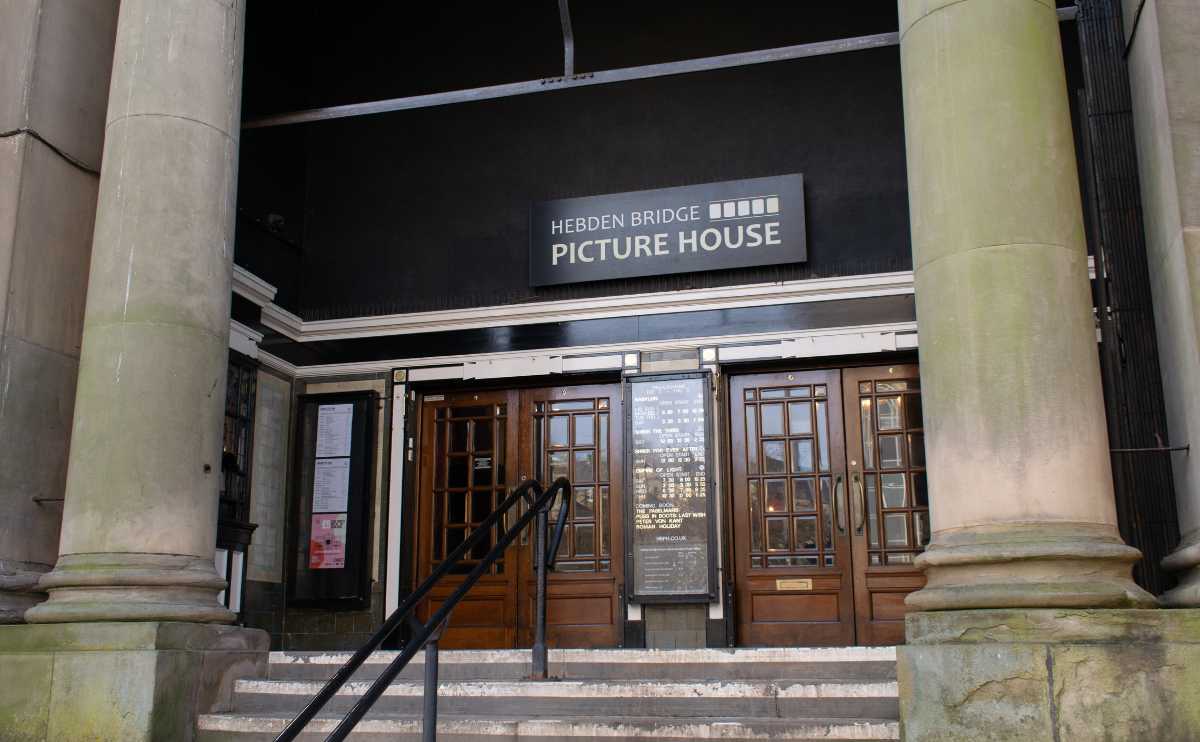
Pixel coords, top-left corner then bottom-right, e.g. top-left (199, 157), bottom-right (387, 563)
top-left (626, 373), bottom-right (716, 602)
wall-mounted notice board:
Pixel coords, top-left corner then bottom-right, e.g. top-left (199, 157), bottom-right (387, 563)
top-left (287, 391), bottom-right (377, 609)
top-left (623, 372), bottom-right (717, 603)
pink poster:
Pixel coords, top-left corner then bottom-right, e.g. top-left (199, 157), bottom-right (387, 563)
top-left (309, 513), bottom-right (347, 569)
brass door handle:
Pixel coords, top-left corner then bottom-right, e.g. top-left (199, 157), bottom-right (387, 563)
top-left (852, 472), bottom-right (866, 533)
top-left (833, 474), bottom-right (846, 533)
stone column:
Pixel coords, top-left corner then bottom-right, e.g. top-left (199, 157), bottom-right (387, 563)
top-left (899, 0), bottom-right (1152, 612)
top-left (1122, 0), bottom-right (1200, 607)
top-left (895, 2), bottom-right (1200, 739)
top-left (25, 0), bottom-right (245, 624)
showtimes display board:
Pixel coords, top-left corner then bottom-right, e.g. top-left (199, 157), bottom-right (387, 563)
top-left (624, 372), bottom-right (717, 603)
top-left (287, 391), bottom-right (377, 609)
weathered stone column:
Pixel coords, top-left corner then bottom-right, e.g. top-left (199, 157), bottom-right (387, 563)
top-left (896, 2), bottom-right (1200, 739)
top-left (899, 0), bottom-right (1152, 612)
top-left (25, 0), bottom-right (245, 624)
top-left (1122, 0), bottom-right (1200, 607)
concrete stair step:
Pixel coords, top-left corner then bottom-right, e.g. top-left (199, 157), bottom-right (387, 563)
top-left (230, 678), bottom-right (899, 720)
top-left (197, 713), bottom-right (900, 741)
top-left (267, 647), bottom-right (898, 683)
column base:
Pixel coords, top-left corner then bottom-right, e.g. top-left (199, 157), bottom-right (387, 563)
top-left (0, 621), bottom-right (267, 742)
top-left (1162, 530), bottom-right (1200, 607)
top-left (24, 553), bottom-right (234, 624)
top-left (0, 561), bottom-right (48, 624)
top-left (899, 608), bottom-right (1200, 741)
top-left (906, 523), bottom-right (1156, 610)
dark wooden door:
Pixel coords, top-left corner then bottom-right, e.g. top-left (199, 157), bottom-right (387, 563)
top-left (842, 365), bottom-right (928, 646)
top-left (516, 383), bottom-right (624, 648)
top-left (729, 370), bottom-right (854, 646)
top-left (415, 389), bottom-right (519, 649)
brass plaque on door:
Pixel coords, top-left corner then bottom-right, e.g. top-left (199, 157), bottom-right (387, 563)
top-left (776, 578), bottom-right (813, 591)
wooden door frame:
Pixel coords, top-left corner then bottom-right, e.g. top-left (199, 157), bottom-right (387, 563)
top-left (841, 363), bottom-right (927, 646)
top-left (726, 368), bottom-right (854, 646)
top-left (411, 387), bottom-right (520, 648)
top-left (717, 353), bottom-right (918, 649)
top-left (515, 382), bottom-right (626, 648)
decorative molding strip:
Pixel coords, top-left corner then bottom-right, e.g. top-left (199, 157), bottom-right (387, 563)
top-left (260, 302), bottom-right (304, 339)
top-left (246, 257), bottom-right (1095, 346)
top-left (257, 350), bottom-right (298, 377)
top-left (229, 320), bottom-right (264, 359)
top-left (260, 271), bottom-right (915, 343)
top-left (232, 265), bottom-right (278, 307)
top-left (290, 321), bottom-right (918, 380)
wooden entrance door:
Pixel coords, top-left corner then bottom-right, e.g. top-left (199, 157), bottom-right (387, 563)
top-left (516, 383), bottom-right (624, 648)
top-left (842, 365), bottom-right (928, 646)
top-left (415, 389), bottom-right (519, 649)
top-left (414, 383), bottom-right (624, 649)
top-left (729, 370), bottom-right (854, 646)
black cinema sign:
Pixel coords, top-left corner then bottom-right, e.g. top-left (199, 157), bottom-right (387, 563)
top-left (529, 174), bottom-right (806, 287)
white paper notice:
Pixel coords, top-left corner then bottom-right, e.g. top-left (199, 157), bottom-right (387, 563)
top-left (316, 403), bottom-right (354, 458)
top-left (312, 457), bottom-right (351, 513)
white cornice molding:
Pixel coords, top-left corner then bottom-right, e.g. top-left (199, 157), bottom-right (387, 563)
top-left (232, 264), bottom-right (278, 307)
top-left (257, 350), bottom-right (298, 377)
top-left (260, 271), bottom-right (915, 343)
top-left (260, 302), bottom-right (304, 340)
top-left (229, 319), bottom-right (264, 359)
top-left (290, 321), bottom-right (918, 380)
top-left (245, 255), bottom-right (1094, 346)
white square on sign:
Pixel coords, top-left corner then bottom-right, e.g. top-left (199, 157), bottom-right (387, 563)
top-left (708, 203), bottom-right (722, 220)
top-left (737, 200), bottom-right (750, 216)
top-left (766, 196), bottom-right (780, 213)
top-left (722, 202), bottom-right (735, 218)
top-left (752, 198), bottom-right (765, 215)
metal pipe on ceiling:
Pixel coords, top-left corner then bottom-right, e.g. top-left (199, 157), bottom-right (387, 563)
top-left (558, 0), bottom-right (575, 77)
top-left (243, 6), bottom-right (1079, 130)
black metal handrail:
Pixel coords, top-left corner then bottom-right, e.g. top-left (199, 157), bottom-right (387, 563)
top-left (274, 477), bottom-right (571, 742)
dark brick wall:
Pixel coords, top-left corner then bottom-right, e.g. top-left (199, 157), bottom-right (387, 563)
top-left (242, 579), bottom-right (387, 651)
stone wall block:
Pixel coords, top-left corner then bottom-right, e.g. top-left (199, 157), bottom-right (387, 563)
top-left (0, 137), bottom-right (21, 326)
top-left (105, 0), bottom-right (244, 139)
top-left (0, 2), bottom-right (40, 138)
top-left (0, 337), bottom-right (78, 566)
top-left (5, 137), bottom-right (98, 356)
top-left (0, 622), bottom-right (268, 742)
top-left (0, 652), bottom-right (52, 741)
top-left (23, 0), bottom-right (120, 169)
top-left (897, 642), bottom-right (1051, 741)
top-left (900, 609), bottom-right (1200, 740)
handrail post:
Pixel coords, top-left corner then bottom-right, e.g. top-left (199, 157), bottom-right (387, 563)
top-left (422, 631), bottom-right (439, 742)
top-left (417, 614), bottom-right (448, 742)
top-left (532, 506), bottom-right (549, 680)
top-left (423, 640), bottom-right (438, 742)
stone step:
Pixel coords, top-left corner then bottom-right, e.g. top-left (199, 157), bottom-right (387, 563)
top-left (230, 678), bottom-right (899, 720)
top-left (197, 713), bottom-right (900, 741)
top-left (267, 647), bottom-right (898, 682)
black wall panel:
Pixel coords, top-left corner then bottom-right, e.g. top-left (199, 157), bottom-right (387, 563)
top-left (296, 47), bottom-right (911, 319)
top-left (236, 4), bottom-right (1084, 323)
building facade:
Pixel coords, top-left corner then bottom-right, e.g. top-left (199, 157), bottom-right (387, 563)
top-left (0, 1), bottom-right (1198, 740)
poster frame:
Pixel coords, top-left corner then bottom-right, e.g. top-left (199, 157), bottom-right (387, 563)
top-left (622, 370), bottom-right (718, 604)
top-left (286, 390), bottom-right (378, 610)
